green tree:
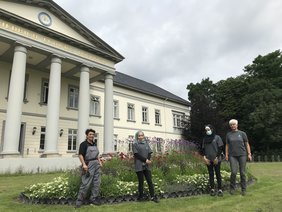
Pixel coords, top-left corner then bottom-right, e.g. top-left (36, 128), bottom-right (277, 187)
top-left (241, 50), bottom-right (282, 152)
top-left (186, 78), bottom-right (222, 142)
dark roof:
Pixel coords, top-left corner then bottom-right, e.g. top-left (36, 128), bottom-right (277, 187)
top-left (113, 72), bottom-right (190, 106)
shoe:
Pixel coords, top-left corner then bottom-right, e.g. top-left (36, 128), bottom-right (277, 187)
top-left (217, 189), bottom-right (223, 197)
top-left (74, 204), bottom-right (81, 209)
top-left (137, 196), bottom-right (145, 202)
top-left (75, 200), bottom-right (82, 209)
top-left (241, 190), bottom-right (246, 196)
top-left (229, 189), bottom-right (235, 195)
top-left (210, 189), bottom-right (216, 196)
top-left (90, 198), bottom-right (101, 206)
top-left (151, 196), bottom-right (159, 203)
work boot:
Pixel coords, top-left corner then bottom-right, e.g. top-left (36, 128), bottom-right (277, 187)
top-left (89, 198), bottom-right (101, 206)
top-left (210, 189), bottom-right (216, 196)
top-left (217, 189), bottom-right (223, 197)
top-left (151, 196), bottom-right (159, 203)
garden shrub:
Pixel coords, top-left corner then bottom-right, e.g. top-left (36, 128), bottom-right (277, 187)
top-left (23, 149), bottom-right (252, 202)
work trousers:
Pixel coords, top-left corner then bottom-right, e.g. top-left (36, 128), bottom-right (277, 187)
top-left (76, 162), bottom-right (101, 205)
top-left (229, 155), bottom-right (247, 191)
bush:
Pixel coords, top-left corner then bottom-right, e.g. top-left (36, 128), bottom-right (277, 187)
top-left (23, 150), bottom-right (247, 200)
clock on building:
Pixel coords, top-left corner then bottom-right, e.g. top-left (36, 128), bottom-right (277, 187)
top-left (38, 12), bottom-right (52, 27)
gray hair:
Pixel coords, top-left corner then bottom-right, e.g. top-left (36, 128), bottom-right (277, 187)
top-left (135, 130), bottom-right (144, 141)
top-left (229, 119), bottom-right (238, 125)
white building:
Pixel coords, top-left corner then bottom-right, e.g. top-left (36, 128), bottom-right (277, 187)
top-left (0, 0), bottom-right (190, 173)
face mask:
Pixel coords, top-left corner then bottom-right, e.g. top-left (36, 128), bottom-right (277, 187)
top-left (206, 130), bottom-right (212, 135)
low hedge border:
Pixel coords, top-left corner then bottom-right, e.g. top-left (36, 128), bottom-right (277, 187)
top-left (18, 178), bottom-right (255, 206)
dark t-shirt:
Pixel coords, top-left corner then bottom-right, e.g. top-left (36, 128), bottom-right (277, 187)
top-left (226, 130), bottom-right (249, 156)
top-left (202, 135), bottom-right (223, 161)
top-left (78, 140), bottom-right (96, 159)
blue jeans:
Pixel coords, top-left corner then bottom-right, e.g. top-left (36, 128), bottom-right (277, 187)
top-left (229, 155), bottom-right (247, 191)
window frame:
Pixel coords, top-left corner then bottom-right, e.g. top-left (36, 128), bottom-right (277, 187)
top-left (67, 128), bottom-right (77, 151)
top-left (113, 100), bottom-right (119, 119)
top-left (142, 106), bottom-right (149, 124)
top-left (40, 78), bottom-right (49, 105)
top-left (155, 109), bottom-right (161, 125)
top-left (68, 85), bottom-right (79, 109)
top-left (127, 103), bottom-right (135, 121)
top-left (172, 111), bottom-right (185, 128)
top-left (90, 95), bottom-right (100, 116)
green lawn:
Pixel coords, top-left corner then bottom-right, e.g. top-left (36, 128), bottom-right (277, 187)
top-left (0, 162), bottom-right (281, 212)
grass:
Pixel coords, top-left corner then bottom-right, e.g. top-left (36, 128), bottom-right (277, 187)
top-left (0, 162), bottom-right (281, 212)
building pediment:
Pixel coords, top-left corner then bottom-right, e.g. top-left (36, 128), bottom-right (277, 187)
top-left (0, 0), bottom-right (124, 63)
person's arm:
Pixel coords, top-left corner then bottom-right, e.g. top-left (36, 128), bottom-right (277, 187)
top-left (201, 140), bottom-right (210, 165)
top-left (98, 156), bottom-right (103, 167)
top-left (79, 154), bottom-right (88, 172)
top-left (225, 144), bottom-right (229, 161)
top-left (134, 153), bottom-right (147, 162)
top-left (216, 146), bottom-right (224, 158)
top-left (245, 142), bottom-right (252, 161)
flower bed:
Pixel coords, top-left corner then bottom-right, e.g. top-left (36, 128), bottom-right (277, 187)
top-left (20, 149), bottom-right (255, 205)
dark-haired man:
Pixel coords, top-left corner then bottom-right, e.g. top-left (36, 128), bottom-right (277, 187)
top-left (75, 129), bottom-right (103, 208)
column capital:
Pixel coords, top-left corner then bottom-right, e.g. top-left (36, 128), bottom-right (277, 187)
top-left (14, 45), bottom-right (27, 54)
top-left (51, 56), bottom-right (62, 64)
top-left (80, 65), bottom-right (90, 73)
top-left (104, 72), bottom-right (115, 80)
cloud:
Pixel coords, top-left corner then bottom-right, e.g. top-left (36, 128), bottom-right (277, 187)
top-left (54, 0), bottom-right (282, 99)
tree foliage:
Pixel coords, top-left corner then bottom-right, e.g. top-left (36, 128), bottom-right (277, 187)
top-left (185, 50), bottom-right (282, 152)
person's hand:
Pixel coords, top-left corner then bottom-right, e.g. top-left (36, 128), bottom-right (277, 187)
top-left (213, 157), bottom-right (218, 165)
top-left (225, 155), bottom-right (229, 161)
top-left (248, 154), bottom-right (252, 161)
top-left (83, 164), bottom-right (88, 171)
top-left (203, 156), bottom-right (210, 165)
top-left (146, 159), bottom-right (152, 165)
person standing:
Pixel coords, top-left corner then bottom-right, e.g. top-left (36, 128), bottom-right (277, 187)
top-left (202, 124), bottom-right (224, 197)
top-left (225, 119), bottom-right (252, 196)
top-left (75, 129), bottom-right (103, 208)
top-left (133, 130), bottom-right (159, 203)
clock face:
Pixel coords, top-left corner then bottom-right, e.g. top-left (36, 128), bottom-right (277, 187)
top-left (38, 12), bottom-right (52, 27)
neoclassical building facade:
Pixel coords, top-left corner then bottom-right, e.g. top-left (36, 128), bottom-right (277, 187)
top-left (0, 0), bottom-right (190, 173)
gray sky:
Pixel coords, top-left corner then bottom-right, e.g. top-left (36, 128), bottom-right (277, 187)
top-left (54, 0), bottom-right (282, 100)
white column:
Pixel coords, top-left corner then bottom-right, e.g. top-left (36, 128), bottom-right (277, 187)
top-left (77, 66), bottom-right (90, 148)
top-left (43, 56), bottom-right (62, 156)
top-left (1, 45), bottom-right (27, 155)
top-left (104, 73), bottom-right (114, 153)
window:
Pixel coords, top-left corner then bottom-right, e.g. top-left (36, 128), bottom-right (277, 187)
top-left (23, 74), bottom-right (29, 102)
top-left (68, 86), bottom-right (79, 108)
top-left (142, 107), bottom-right (149, 123)
top-left (113, 134), bottom-right (118, 151)
top-left (90, 96), bottom-right (100, 116)
top-left (156, 137), bottom-right (162, 152)
top-left (41, 80), bottom-right (49, 104)
top-left (6, 72), bottom-right (29, 102)
top-left (155, 109), bottom-right (161, 125)
top-left (113, 100), bottom-right (119, 119)
top-left (68, 129), bottom-right (77, 151)
top-left (173, 112), bottom-right (185, 128)
top-left (127, 104), bottom-right (135, 121)
top-left (39, 127), bottom-right (46, 150)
